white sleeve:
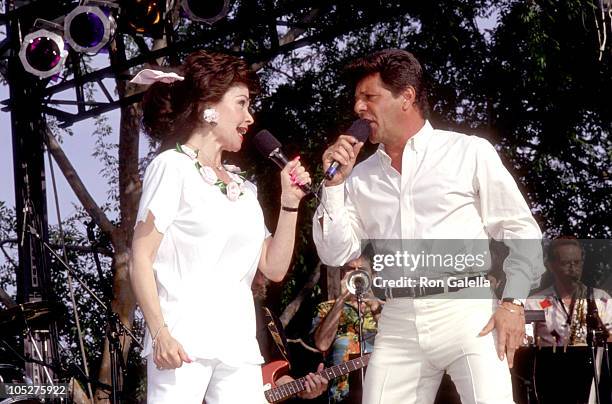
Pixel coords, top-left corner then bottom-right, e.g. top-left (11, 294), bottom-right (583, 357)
top-left (244, 180), bottom-right (272, 238)
top-left (473, 138), bottom-right (545, 299)
top-left (312, 182), bottom-right (366, 266)
top-left (136, 156), bottom-right (184, 233)
top-left (597, 290), bottom-right (612, 332)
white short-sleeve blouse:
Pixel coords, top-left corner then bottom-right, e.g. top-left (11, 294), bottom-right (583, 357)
top-left (136, 148), bottom-right (269, 366)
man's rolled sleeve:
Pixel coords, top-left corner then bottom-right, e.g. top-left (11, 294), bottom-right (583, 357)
top-left (474, 138), bottom-right (545, 299)
top-left (312, 184), bottom-right (363, 266)
top-left (314, 184), bottom-right (345, 240)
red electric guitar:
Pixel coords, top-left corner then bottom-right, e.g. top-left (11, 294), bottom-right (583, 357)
top-left (261, 354), bottom-right (371, 403)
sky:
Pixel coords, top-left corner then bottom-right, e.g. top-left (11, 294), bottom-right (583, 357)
top-left (0, 49), bottom-right (155, 229)
top-left (0, 81), bottom-right (121, 225)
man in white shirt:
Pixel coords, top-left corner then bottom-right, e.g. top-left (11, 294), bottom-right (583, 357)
top-left (525, 237), bottom-right (611, 404)
top-left (312, 49), bottom-right (544, 404)
top-left (526, 237), bottom-right (611, 346)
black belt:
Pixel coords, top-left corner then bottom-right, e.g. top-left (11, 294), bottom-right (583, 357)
top-left (384, 275), bottom-right (485, 299)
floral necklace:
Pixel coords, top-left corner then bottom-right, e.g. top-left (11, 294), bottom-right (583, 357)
top-left (175, 143), bottom-right (247, 201)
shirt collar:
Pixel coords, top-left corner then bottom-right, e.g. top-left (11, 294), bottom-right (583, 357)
top-left (408, 120), bottom-right (434, 152)
top-left (376, 120), bottom-right (434, 163)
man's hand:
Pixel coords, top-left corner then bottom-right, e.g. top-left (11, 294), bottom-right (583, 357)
top-left (297, 363), bottom-right (328, 399)
top-left (322, 135), bottom-right (365, 186)
top-left (478, 302), bottom-right (525, 368)
top-left (364, 297), bottom-right (384, 317)
top-left (339, 270), bottom-right (353, 301)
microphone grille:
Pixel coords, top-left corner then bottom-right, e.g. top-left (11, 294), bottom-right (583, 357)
top-left (346, 119), bottom-right (372, 143)
top-left (254, 130), bottom-right (282, 157)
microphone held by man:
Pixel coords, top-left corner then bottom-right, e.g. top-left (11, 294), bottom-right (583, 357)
top-left (324, 118), bottom-right (372, 180)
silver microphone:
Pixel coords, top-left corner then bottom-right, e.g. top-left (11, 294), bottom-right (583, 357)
top-left (346, 269), bottom-right (371, 296)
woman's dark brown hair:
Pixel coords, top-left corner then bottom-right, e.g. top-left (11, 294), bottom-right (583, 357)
top-left (141, 50), bottom-right (259, 151)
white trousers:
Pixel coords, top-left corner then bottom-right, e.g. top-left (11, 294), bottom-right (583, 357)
top-left (147, 356), bottom-right (263, 403)
top-left (363, 297), bottom-right (514, 404)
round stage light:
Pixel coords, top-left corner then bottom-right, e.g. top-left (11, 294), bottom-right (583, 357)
top-left (182, 0), bottom-right (229, 25)
top-left (124, 0), bottom-right (165, 35)
top-left (18, 29), bottom-right (68, 78)
top-left (64, 5), bottom-right (117, 53)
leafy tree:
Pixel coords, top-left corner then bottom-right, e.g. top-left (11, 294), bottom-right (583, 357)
top-left (487, 0), bottom-right (612, 237)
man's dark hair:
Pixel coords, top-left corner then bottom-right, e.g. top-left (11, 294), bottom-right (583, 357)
top-left (344, 49), bottom-right (429, 118)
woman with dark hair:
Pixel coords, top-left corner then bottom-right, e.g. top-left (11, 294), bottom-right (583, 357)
top-left (129, 50), bottom-right (311, 403)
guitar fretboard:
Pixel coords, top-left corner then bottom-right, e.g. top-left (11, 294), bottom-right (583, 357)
top-left (264, 354), bottom-right (371, 403)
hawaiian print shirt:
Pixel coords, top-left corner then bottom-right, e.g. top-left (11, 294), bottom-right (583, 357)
top-left (311, 300), bottom-right (379, 402)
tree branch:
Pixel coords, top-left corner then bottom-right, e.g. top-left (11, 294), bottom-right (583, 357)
top-left (251, 7), bottom-right (324, 72)
top-left (0, 287), bottom-right (16, 308)
top-left (279, 261), bottom-right (321, 327)
top-left (0, 239), bottom-right (18, 268)
top-left (44, 128), bottom-right (117, 241)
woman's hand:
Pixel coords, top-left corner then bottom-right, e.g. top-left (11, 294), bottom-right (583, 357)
top-left (280, 157), bottom-right (311, 208)
top-left (153, 327), bottom-right (192, 370)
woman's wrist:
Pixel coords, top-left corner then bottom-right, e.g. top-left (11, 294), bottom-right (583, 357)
top-left (151, 322), bottom-right (168, 348)
top-left (280, 196), bottom-right (299, 210)
top-left (147, 320), bottom-right (164, 336)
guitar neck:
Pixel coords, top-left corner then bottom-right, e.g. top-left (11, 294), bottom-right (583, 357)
top-left (264, 354), bottom-right (371, 403)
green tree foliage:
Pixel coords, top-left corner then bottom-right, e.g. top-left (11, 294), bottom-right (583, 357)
top-left (488, 0), bottom-right (612, 237)
top-left (0, 205), bottom-right (145, 400)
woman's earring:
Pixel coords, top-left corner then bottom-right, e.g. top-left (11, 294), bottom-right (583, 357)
top-left (203, 108), bottom-right (219, 125)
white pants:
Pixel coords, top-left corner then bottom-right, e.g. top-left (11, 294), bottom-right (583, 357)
top-left (363, 298), bottom-right (514, 404)
top-left (147, 356), bottom-right (263, 403)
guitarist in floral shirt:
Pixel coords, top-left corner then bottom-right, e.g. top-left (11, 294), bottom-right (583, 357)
top-left (312, 260), bottom-right (383, 403)
top-left (252, 270), bottom-right (328, 402)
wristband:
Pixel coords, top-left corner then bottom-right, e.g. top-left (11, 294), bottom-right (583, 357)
top-left (152, 323), bottom-right (168, 348)
top-left (281, 206), bottom-right (299, 212)
top-left (501, 297), bottom-right (524, 307)
top-left (499, 303), bottom-right (524, 315)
